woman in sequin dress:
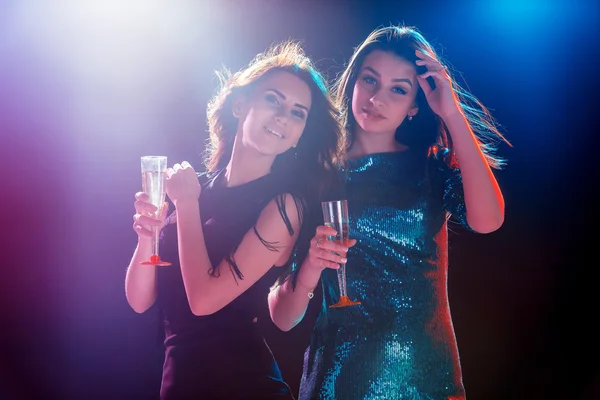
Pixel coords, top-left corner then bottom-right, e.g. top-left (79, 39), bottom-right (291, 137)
top-left (125, 41), bottom-right (345, 400)
top-left (269, 26), bottom-right (510, 400)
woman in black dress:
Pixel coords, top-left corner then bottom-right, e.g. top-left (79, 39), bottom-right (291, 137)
top-left (125, 40), bottom-right (345, 399)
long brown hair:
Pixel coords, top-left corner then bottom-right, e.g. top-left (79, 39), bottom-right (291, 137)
top-left (334, 25), bottom-right (510, 169)
top-left (205, 40), bottom-right (347, 283)
top-left (205, 40), bottom-right (346, 176)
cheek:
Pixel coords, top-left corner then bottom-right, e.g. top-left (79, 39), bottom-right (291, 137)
top-left (351, 87), bottom-right (366, 115)
top-left (291, 121), bottom-right (307, 140)
top-left (352, 84), bottom-right (368, 105)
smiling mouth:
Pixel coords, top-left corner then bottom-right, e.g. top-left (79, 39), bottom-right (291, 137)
top-left (362, 107), bottom-right (385, 119)
top-left (265, 126), bottom-right (284, 139)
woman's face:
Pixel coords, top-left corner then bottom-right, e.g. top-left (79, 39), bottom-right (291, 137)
top-left (236, 70), bottom-right (312, 157)
top-left (351, 50), bottom-right (419, 136)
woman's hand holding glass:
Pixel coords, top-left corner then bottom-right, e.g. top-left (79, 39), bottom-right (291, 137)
top-left (306, 225), bottom-right (356, 273)
top-left (132, 192), bottom-right (169, 240)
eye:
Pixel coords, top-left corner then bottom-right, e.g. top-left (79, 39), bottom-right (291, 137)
top-left (363, 76), bottom-right (377, 85)
top-left (265, 93), bottom-right (280, 105)
top-left (291, 109), bottom-right (306, 120)
top-left (392, 86), bottom-right (407, 95)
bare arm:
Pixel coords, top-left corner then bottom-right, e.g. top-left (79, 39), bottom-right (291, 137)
top-left (416, 50), bottom-right (504, 234)
top-left (269, 225), bottom-right (353, 331)
top-left (268, 256), bottom-right (321, 332)
top-left (444, 112), bottom-right (504, 233)
top-left (175, 193), bottom-right (301, 316)
top-left (125, 238), bottom-right (157, 313)
top-left (125, 192), bottom-right (166, 313)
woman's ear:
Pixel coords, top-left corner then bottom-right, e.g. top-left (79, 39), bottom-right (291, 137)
top-left (408, 104), bottom-right (419, 119)
top-left (232, 97), bottom-right (245, 118)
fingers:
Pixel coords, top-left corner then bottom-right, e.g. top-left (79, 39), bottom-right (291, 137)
top-left (134, 213), bottom-right (161, 226)
top-left (134, 199), bottom-right (158, 214)
top-left (316, 256), bottom-right (341, 270)
top-left (133, 223), bottom-right (154, 238)
top-left (315, 225), bottom-right (337, 237)
top-left (308, 244), bottom-right (344, 270)
top-left (166, 161), bottom-right (195, 179)
top-left (133, 192), bottom-right (166, 237)
top-left (135, 191), bottom-right (150, 202)
top-left (132, 215), bottom-right (159, 238)
top-left (416, 75), bottom-right (433, 97)
top-left (415, 50), bottom-right (449, 87)
top-left (415, 59), bottom-right (446, 73)
top-left (415, 49), bottom-right (437, 63)
top-left (134, 192), bottom-right (158, 214)
top-left (419, 70), bottom-right (447, 82)
top-left (314, 235), bottom-right (349, 255)
top-left (166, 163), bottom-right (181, 178)
top-left (309, 225), bottom-right (353, 270)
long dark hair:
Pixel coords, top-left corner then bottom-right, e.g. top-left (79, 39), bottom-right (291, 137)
top-left (334, 25), bottom-right (510, 169)
top-left (205, 40), bottom-right (346, 182)
top-left (204, 40), bottom-right (347, 281)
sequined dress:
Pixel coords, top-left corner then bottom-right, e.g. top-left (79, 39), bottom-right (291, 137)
top-left (156, 169), bottom-right (295, 400)
top-left (299, 149), bottom-right (470, 400)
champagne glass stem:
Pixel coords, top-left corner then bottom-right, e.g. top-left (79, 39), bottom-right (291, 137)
top-left (337, 264), bottom-right (347, 297)
top-left (152, 224), bottom-right (160, 256)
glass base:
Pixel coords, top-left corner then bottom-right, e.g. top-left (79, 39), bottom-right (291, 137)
top-left (329, 295), bottom-right (361, 308)
top-left (140, 254), bottom-right (171, 266)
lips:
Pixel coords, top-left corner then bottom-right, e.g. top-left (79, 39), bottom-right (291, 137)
top-left (265, 126), bottom-right (284, 139)
top-left (362, 107), bottom-right (385, 119)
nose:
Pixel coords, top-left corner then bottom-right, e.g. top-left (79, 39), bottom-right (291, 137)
top-left (275, 108), bottom-right (288, 125)
top-left (369, 91), bottom-right (384, 107)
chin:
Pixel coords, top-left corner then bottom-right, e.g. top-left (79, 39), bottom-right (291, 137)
top-left (357, 119), bottom-right (390, 134)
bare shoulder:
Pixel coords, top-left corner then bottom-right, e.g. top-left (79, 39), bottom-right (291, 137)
top-left (256, 193), bottom-right (302, 235)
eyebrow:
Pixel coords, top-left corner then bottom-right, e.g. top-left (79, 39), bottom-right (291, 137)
top-left (268, 88), bottom-right (309, 112)
top-left (362, 66), bottom-right (413, 87)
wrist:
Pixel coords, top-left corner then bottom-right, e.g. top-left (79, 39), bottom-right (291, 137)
top-left (173, 198), bottom-right (200, 210)
top-left (296, 264), bottom-right (321, 295)
top-left (441, 109), bottom-right (466, 126)
top-left (138, 237), bottom-right (153, 249)
top-left (295, 275), bottom-right (317, 299)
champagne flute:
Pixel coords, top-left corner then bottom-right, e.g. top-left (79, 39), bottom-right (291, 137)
top-left (322, 199), bottom-right (360, 308)
top-left (139, 156), bottom-right (171, 266)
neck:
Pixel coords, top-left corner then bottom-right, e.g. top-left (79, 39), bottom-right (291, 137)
top-left (347, 128), bottom-right (408, 159)
top-left (223, 136), bottom-right (274, 187)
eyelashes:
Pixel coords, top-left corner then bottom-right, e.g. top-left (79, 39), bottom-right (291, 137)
top-left (265, 93), bottom-right (306, 120)
top-left (361, 75), bottom-right (407, 95)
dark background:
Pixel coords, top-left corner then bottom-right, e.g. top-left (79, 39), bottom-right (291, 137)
top-left (1, 0), bottom-right (598, 399)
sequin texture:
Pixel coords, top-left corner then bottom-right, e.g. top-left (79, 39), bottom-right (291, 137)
top-left (299, 149), bottom-right (469, 400)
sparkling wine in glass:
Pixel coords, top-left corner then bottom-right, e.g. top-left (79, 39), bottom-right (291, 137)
top-left (322, 199), bottom-right (360, 308)
top-left (140, 156), bottom-right (171, 266)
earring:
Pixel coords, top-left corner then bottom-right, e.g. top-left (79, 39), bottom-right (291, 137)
top-left (408, 115), bottom-right (413, 121)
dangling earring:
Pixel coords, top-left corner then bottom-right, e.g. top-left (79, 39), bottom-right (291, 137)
top-left (408, 115), bottom-right (413, 121)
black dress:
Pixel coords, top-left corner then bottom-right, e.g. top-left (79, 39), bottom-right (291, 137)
top-left (156, 169), bottom-right (297, 400)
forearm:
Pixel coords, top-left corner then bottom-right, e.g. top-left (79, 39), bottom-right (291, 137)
top-left (269, 264), bottom-right (321, 331)
top-left (444, 112), bottom-right (504, 232)
top-left (174, 199), bottom-right (213, 315)
top-left (125, 238), bottom-right (157, 313)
